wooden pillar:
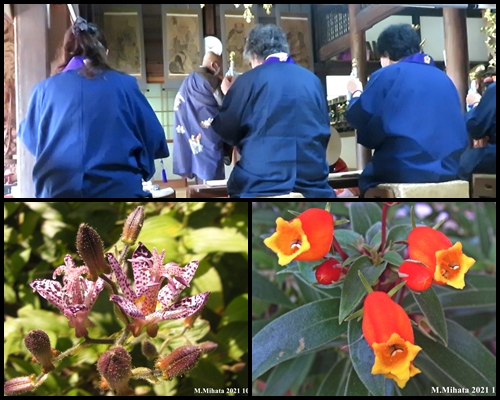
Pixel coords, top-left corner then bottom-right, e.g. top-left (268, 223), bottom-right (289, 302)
top-left (349, 4), bottom-right (371, 171)
top-left (15, 4), bottom-right (49, 198)
top-left (443, 7), bottom-right (469, 111)
top-left (203, 4), bottom-right (216, 37)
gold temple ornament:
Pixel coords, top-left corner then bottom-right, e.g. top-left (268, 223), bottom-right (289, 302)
top-left (201, 4), bottom-right (273, 22)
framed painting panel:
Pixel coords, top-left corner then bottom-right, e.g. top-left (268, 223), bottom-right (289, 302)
top-left (221, 7), bottom-right (258, 74)
top-left (279, 12), bottom-right (314, 71)
top-left (103, 11), bottom-right (143, 77)
top-left (164, 10), bottom-right (202, 79)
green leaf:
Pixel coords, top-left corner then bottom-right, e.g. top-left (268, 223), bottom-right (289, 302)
top-left (404, 274), bottom-right (496, 311)
top-left (317, 357), bottom-right (350, 396)
top-left (339, 256), bottom-right (386, 322)
top-left (252, 298), bottom-right (347, 381)
top-left (184, 227), bottom-right (248, 254)
top-left (410, 286), bottom-right (448, 345)
top-left (365, 221), bottom-right (382, 245)
top-left (347, 318), bottom-right (388, 396)
top-left (219, 294), bottom-right (248, 328)
top-left (252, 270), bottom-right (294, 308)
top-left (344, 365), bottom-right (370, 396)
top-left (414, 319), bottom-right (496, 388)
top-left (386, 224), bottom-right (412, 251)
top-left (349, 203), bottom-right (382, 237)
top-left (334, 229), bottom-right (363, 256)
top-left (382, 251), bottom-right (404, 267)
top-left (262, 352), bottom-right (315, 396)
top-left (217, 321), bottom-right (248, 361)
top-left (4, 202), bottom-right (20, 219)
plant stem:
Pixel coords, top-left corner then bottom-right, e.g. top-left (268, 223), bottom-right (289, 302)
top-left (331, 235), bottom-right (349, 262)
top-left (378, 203), bottom-right (389, 253)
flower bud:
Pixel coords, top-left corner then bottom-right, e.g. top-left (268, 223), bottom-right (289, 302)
top-left (141, 340), bottom-right (159, 360)
top-left (315, 259), bottom-right (342, 284)
top-left (198, 341), bottom-right (218, 354)
top-left (76, 223), bottom-right (110, 281)
top-left (155, 345), bottom-right (203, 380)
top-left (398, 261), bottom-right (433, 292)
top-left (24, 330), bottom-right (56, 373)
top-left (121, 206), bottom-right (145, 245)
top-left (97, 347), bottom-right (133, 396)
top-left (4, 375), bottom-right (36, 395)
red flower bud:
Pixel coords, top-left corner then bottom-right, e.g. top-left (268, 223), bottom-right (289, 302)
top-left (97, 347), bottom-right (133, 396)
top-left (398, 261), bottom-right (433, 292)
top-left (4, 375), bottom-right (36, 395)
top-left (264, 208), bottom-right (334, 266)
top-left (155, 345), bottom-right (203, 380)
top-left (315, 259), bottom-right (342, 284)
top-left (24, 330), bottom-right (56, 373)
top-left (76, 223), bottom-right (110, 280)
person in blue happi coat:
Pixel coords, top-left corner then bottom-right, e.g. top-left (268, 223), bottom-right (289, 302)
top-left (18, 17), bottom-right (169, 198)
top-left (346, 23), bottom-right (468, 196)
top-left (212, 24), bottom-right (336, 198)
top-left (172, 51), bottom-right (230, 183)
top-left (459, 78), bottom-right (496, 180)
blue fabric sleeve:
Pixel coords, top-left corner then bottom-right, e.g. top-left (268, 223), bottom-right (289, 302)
top-left (464, 82), bottom-right (496, 141)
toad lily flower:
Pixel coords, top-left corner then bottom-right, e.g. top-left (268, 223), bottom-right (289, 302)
top-left (362, 291), bottom-right (422, 389)
top-left (107, 242), bottom-right (210, 338)
top-left (264, 208), bottom-right (334, 266)
top-left (30, 255), bottom-right (105, 338)
top-left (407, 226), bottom-right (475, 289)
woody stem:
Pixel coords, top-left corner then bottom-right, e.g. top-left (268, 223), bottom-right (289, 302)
top-left (332, 234), bottom-right (349, 262)
top-left (379, 203), bottom-right (389, 253)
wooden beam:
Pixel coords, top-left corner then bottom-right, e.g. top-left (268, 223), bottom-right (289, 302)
top-left (202, 4), bottom-right (216, 37)
top-left (318, 5), bottom-right (405, 61)
top-left (356, 5), bottom-right (406, 32)
top-left (319, 34), bottom-right (351, 61)
top-left (443, 7), bottom-right (469, 111)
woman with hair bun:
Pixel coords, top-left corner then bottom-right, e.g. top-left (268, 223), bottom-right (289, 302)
top-left (18, 17), bottom-right (169, 198)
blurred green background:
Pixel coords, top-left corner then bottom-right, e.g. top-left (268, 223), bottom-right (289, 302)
top-left (5, 202), bottom-right (248, 396)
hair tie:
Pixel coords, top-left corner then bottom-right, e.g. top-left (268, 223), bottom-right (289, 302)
top-left (72, 16), bottom-right (97, 35)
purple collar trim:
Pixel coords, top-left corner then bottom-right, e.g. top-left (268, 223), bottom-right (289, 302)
top-left (400, 53), bottom-right (436, 67)
top-left (262, 53), bottom-right (295, 65)
top-left (63, 56), bottom-right (86, 72)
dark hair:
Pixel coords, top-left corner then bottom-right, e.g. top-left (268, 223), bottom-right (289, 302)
top-left (55, 17), bottom-right (112, 78)
top-left (243, 24), bottom-right (290, 62)
top-left (377, 24), bottom-right (421, 62)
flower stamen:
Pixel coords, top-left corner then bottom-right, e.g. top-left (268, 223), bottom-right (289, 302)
top-left (290, 239), bottom-right (302, 249)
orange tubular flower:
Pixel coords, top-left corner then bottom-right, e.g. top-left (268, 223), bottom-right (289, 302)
top-left (408, 226), bottom-right (475, 289)
top-left (362, 292), bottom-right (422, 389)
top-left (263, 208), bottom-right (334, 266)
top-left (398, 261), bottom-right (433, 292)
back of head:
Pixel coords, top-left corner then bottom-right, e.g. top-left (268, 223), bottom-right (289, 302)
top-left (243, 24), bottom-right (290, 62)
top-left (377, 24), bottom-right (421, 62)
top-left (202, 51), bottom-right (223, 71)
top-left (55, 17), bottom-right (111, 78)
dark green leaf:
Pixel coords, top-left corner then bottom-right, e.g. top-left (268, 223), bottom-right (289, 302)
top-left (405, 274), bottom-right (496, 311)
top-left (276, 263), bottom-right (300, 275)
top-left (382, 251), bottom-right (404, 267)
top-left (252, 270), bottom-right (294, 308)
top-left (386, 224), bottom-right (412, 251)
top-left (4, 202), bottom-right (20, 219)
top-left (334, 229), bottom-right (364, 256)
top-left (339, 256), bottom-right (386, 322)
top-left (349, 203), bottom-right (382, 237)
top-left (410, 286), bottom-right (448, 345)
top-left (262, 352), bottom-right (315, 396)
top-left (252, 298), bottom-right (347, 381)
top-left (252, 319), bottom-right (269, 337)
top-left (476, 316), bottom-right (496, 342)
top-left (414, 319), bottom-right (496, 388)
top-left (317, 357), bottom-right (350, 396)
top-left (218, 294), bottom-right (248, 328)
top-left (365, 221), bottom-right (382, 245)
top-left (348, 318), bottom-right (388, 396)
top-left (344, 365), bottom-right (370, 396)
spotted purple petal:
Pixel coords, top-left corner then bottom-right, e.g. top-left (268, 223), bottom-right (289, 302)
top-left (129, 243), bottom-right (154, 298)
top-left (149, 292), bottom-right (210, 323)
top-left (110, 294), bottom-right (146, 319)
top-left (30, 279), bottom-right (65, 312)
top-left (106, 253), bottom-right (136, 302)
